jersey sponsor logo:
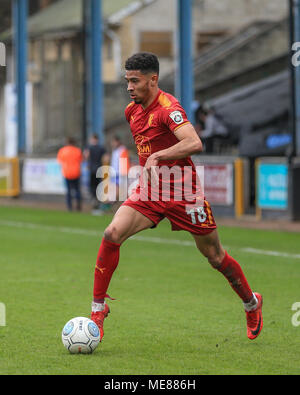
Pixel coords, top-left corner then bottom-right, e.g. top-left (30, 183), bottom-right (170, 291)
top-left (135, 134), bottom-right (152, 158)
top-left (169, 111), bottom-right (184, 125)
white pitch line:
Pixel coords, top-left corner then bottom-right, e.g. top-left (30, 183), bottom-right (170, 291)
top-left (0, 219), bottom-right (300, 260)
top-left (0, 219), bottom-right (195, 246)
top-left (241, 247), bottom-right (300, 260)
top-left (0, 219), bottom-right (100, 236)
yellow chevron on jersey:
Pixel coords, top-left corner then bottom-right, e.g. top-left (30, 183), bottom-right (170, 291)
top-left (148, 113), bottom-right (155, 127)
top-left (126, 101), bottom-right (135, 109)
top-left (158, 93), bottom-right (172, 109)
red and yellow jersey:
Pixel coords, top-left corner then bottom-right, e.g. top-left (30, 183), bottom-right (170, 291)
top-left (125, 89), bottom-right (200, 201)
top-left (125, 89), bottom-right (193, 168)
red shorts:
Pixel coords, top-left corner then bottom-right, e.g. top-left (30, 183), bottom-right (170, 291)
top-left (123, 194), bottom-right (217, 236)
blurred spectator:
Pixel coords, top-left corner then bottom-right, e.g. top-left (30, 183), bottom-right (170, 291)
top-left (195, 105), bottom-right (228, 153)
top-left (57, 137), bottom-right (83, 211)
top-left (83, 134), bottom-right (106, 210)
top-left (110, 135), bottom-right (130, 202)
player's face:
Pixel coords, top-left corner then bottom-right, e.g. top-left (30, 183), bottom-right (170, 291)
top-left (125, 70), bottom-right (157, 106)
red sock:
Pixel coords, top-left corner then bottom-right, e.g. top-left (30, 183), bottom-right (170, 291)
top-left (217, 251), bottom-right (253, 303)
top-left (93, 238), bottom-right (121, 303)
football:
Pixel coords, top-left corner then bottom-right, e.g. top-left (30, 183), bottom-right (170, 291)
top-left (61, 317), bottom-right (100, 354)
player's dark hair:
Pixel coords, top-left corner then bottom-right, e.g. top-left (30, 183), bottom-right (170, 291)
top-left (125, 52), bottom-right (159, 75)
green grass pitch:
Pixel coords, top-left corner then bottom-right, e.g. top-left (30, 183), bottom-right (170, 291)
top-left (0, 205), bottom-right (300, 375)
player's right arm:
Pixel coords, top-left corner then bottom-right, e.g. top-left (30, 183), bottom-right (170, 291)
top-left (145, 121), bottom-right (202, 169)
top-left (165, 122), bottom-right (203, 159)
top-left (144, 122), bottom-right (202, 186)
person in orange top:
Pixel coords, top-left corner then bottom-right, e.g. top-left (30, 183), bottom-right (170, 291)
top-left (57, 137), bottom-right (83, 211)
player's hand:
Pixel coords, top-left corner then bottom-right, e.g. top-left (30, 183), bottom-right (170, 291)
top-left (144, 154), bottom-right (159, 187)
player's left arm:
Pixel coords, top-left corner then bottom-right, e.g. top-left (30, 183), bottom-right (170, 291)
top-left (145, 123), bottom-right (203, 168)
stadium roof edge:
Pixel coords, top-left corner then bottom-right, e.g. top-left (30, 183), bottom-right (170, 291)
top-left (0, 0), bottom-right (157, 43)
top-left (160, 17), bottom-right (288, 87)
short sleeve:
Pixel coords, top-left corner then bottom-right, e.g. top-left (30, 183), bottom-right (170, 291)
top-left (161, 104), bottom-right (190, 133)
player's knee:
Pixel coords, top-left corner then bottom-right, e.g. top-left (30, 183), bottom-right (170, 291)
top-left (208, 256), bottom-right (223, 269)
top-left (103, 225), bottom-right (122, 244)
top-left (201, 248), bottom-right (224, 269)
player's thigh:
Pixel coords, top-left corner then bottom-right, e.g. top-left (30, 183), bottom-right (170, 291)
top-left (104, 205), bottom-right (155, 244)
top-left (192, 229), bottom-right (225, 268)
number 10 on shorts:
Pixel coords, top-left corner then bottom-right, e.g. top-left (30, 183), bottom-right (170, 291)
top-left (186, 207), bottom-right (207, 224)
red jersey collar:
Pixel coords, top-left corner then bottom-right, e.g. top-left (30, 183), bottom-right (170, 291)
top-left (141, 89), bottom-right (162, 113)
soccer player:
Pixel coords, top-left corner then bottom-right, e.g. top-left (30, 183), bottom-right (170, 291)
top-left (91, 52), bottom-right (263, 342)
